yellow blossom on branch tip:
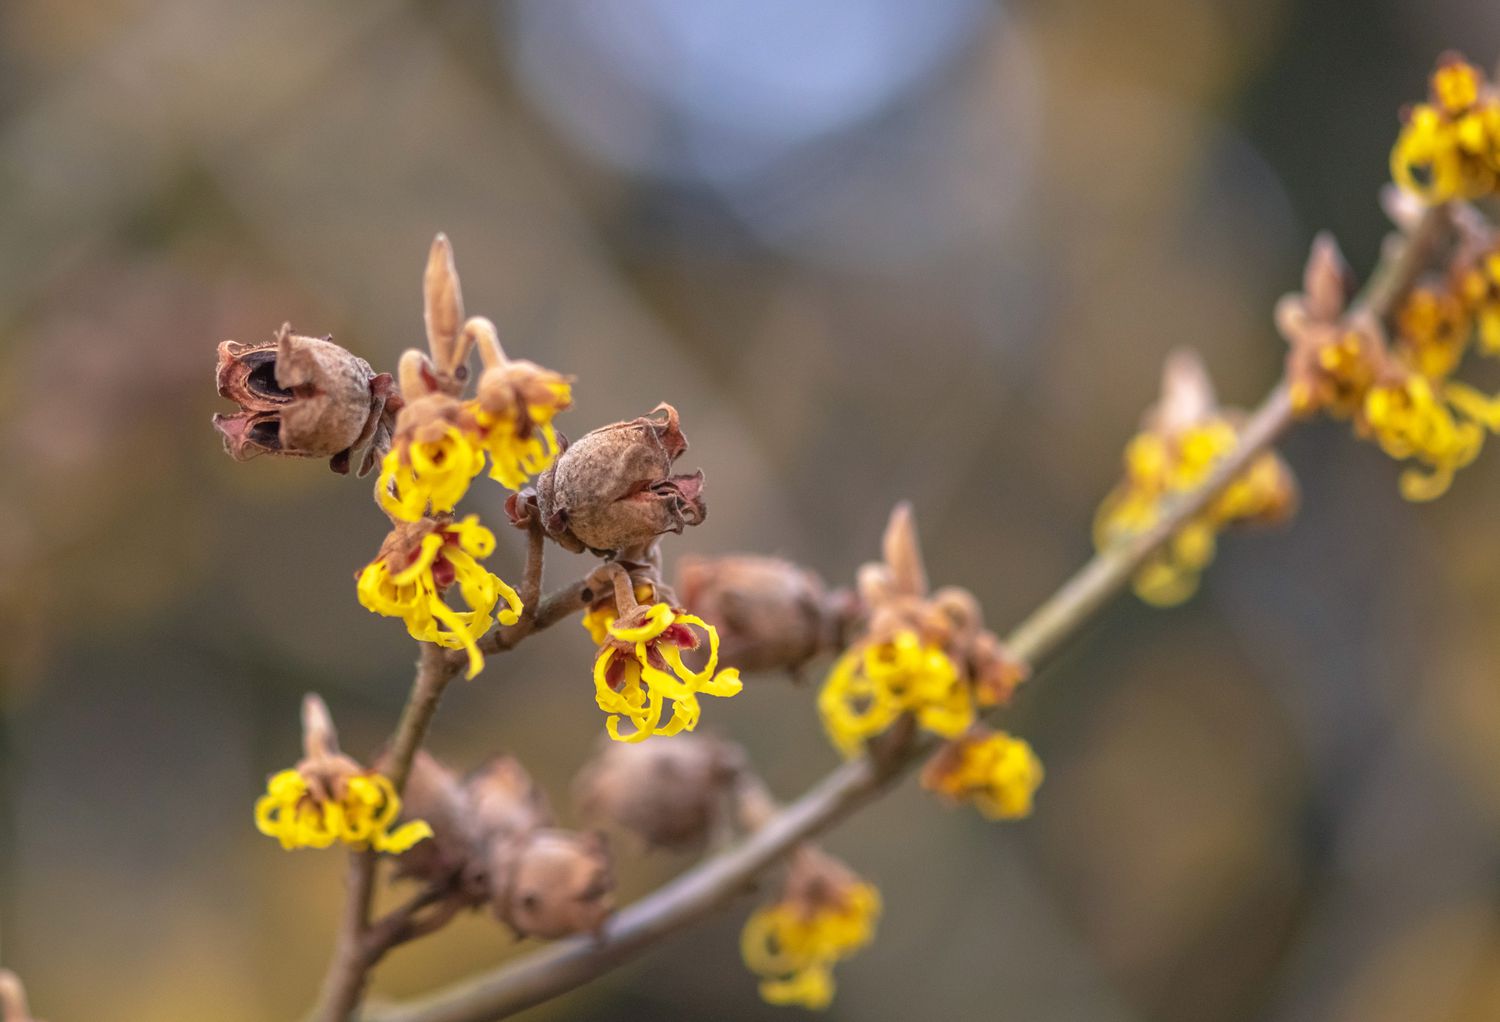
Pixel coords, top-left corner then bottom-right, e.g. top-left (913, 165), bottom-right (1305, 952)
top-left (356, 515), bottom-right (521, 678)
top-left (818, 631), bottom-right (973, 758)
top-left (1363, 375), bottom-right (1486, 502)
top-left (593, 602), bottom-right (742, 743)
top-left (1391, 55), bottom-right (1500, 204)
top-left (1396, 286), bottom-right (1471, 381)
top-left (921, 730), bottom-right (1043, 820)
top-left (254, 769), bottom-right (432, 853)
top-left (377, 424), bottom-right (487, 522)
top-left (1096, 412), bottom-right (1295, 607)
top-left (740, 881), bottom-right (880, 1010)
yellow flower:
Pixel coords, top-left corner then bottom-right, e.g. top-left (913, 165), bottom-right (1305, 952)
top-left (1395, 286), bottom-right (1471, 381)
top-left (1391, 57), bottom-right (1500, 203)
top-left (1459, 250), bottom-right (1500, 354)
top-left (356, 515), bottom-right (521, 678)
top-left (1096, 417), bottom-right (1295, 607)
top-left (1364, 375), bottom-right (1486, 501)
top-left (1432, 57), bottom-right (1483, 116)
top-left (921, 730), bottom-right (1043, 820)
top-left (741, 878), bottom-right (880, 1010)
top-left (376, 424), bottom-right (487, 522)
top-left (469, 373), bottom-right (572, 490)
top-left (818, 631), bottom-right (973, 758)
top-left (593, 602), bottom-right (743, 742)
top-left (254, 768), bottom-right (432, 853)
top-left (1392, 104), bottom-right (1466, 202)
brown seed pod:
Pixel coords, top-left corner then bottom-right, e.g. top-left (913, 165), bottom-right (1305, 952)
top-left (575, 733), bottom-right (745, 851)
top-left (676, 555), bottom-right (833, 675)
top-left (212, 324), bottom-right (398, 475)
top-left (535, 403), bottom-right (707, 554)
top-left (391, 751), bottom-right (486, 898)
top-left (487, 829), bottom-right (614, 939)
top-left (467, 756), bottom-right (556, 846)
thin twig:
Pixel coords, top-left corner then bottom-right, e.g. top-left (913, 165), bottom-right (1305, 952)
top-left (313, 555), bottom-right (601, 1020)
top-left (365, 881), bottom-right (468, 956)
top-left (309, 644), bottom-right (462, 1022)
top-left (366, 208), bottom-right (1445, 1022)
top-left (475, 576), bottom-right (597, 656)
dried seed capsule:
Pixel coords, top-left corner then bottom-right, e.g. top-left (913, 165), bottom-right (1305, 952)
top-left (676, 555), bottom-right (833, 674)
top-left (575, 734), bottom-right (744, 850)
top-left (488, 829), bottom-right (614, 939)
top-left (212, 325), bottom-right (397, 475)
top-left (535, 403), bottom-right (707, 554)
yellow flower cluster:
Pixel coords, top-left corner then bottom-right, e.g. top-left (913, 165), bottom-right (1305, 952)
top-left (593, 603), bottom-right (743, 743)
top-left (254, 769), bottom-right (432, 853)
top-left (377, 422), bottom-right (488, 522)
top-left (1351, 265), bottom-right (1500, 502)
top-left (818, 631), bottom-right (976, 758)
top-left (357, 515), bottom-right (521, 678)
top-left (1391, 54), bottom-right (1500, 204)
top-left (378, 382), bottom-right (572, 523)
top-left (740, 882), bottom-right (881, 1010)
top-left (1095, 418), bottom-right (1294, 606)
top-left (474, 377), bottom-right (573, 490)
top-left (920, 729), bottom-right (1044, 820)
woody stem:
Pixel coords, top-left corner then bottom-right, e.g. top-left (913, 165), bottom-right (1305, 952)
top-left (364, 207), bottom-right (1445, 1022)
top-left (308, 644), bottom-right (461, 1022)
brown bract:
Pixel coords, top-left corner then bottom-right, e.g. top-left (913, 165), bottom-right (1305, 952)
top-left (856, 504), bottom-right (1027, 706)
top-left (212, 325), bottom-right (398, 475)
top-left (294, 694), bottom-right (368, 803)
top-left (394, 753), bottom-right (615, 940)
top-left (778, 845), bottom-right (865, 918)
top-left (364, 516), bottom-right (448, 575)
top-left (677, 555), bottom-right (849, 675)
top-left (1275, 234), bottom-right (1390, 417)
top-left (393, 390), bottom-right (475, 448)
top-left (534, 403), bottom-right (707, 555)
top-left (574, 733), bottom-right (745, 851)
top-left (476, 359), bottom-right (573, 425)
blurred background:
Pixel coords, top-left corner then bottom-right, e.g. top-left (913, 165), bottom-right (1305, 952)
top-left (3, 0), bottom-right (1500, 1019)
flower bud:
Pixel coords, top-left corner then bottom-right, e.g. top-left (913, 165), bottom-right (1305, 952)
top-left (488, 829), bottom-right (614, 939)
top-left (574, 733), bottom-right (745, 850)
top-left (676, 555), bottom-right (834, 674)
top-left (213, 325), bottom-right (397, 475)
top-left (535, 403), bottom-right (707, 554)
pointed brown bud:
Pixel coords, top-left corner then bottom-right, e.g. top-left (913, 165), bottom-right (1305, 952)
top-left (212, 326), bottom-right (397, 475)
top-left (488, 829), bottom-right (614, 939)
top-left (423, 234), bottom-right (471, 389)
top-left (574, 734), bottom-right (745, 850)
top-left (535, 403), bottom-right (707, 554)
top-left (676, 555), bottom-right (834, 674)
top-left (1303, 232), bottom-right (1353, 324)
top-left (881, 502), bottom-right (927, 599)
top-left (1146, 349), bottom-right (1217, 435)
